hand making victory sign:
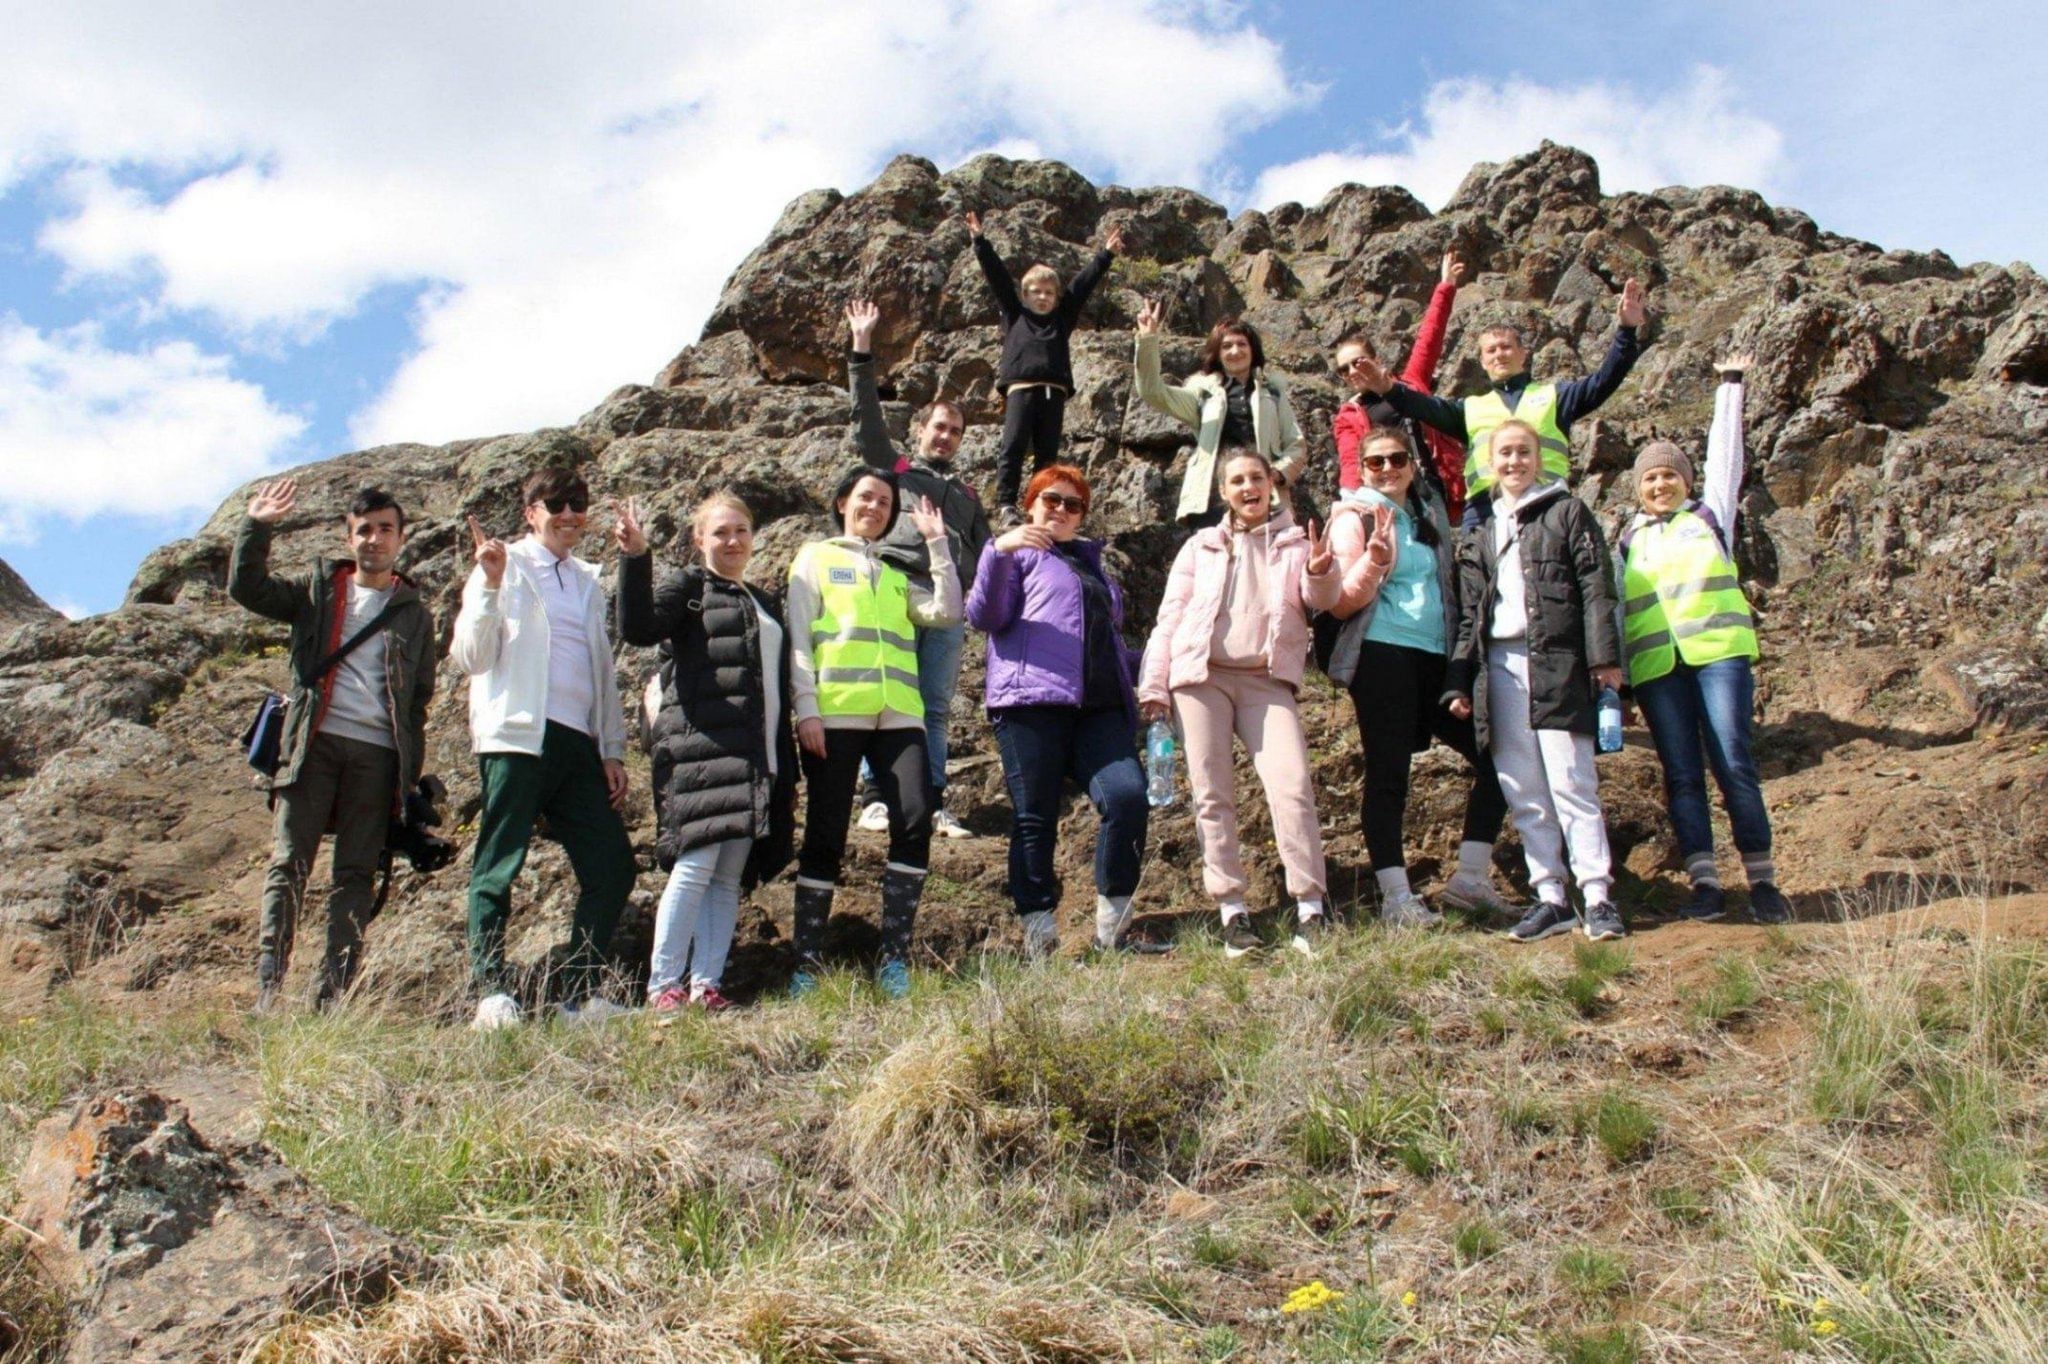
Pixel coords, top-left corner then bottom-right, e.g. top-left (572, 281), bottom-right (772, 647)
top-left (1303, 518), bottom-right (1334, 578)
top-left (1363, 501), bottom-right (1398, 569)
top-left (612, 496), bottom-right (648, 557)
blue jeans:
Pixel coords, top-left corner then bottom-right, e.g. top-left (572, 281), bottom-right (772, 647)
top-left (991, 705), bottom-right (1148, 916)
top-left (863, 621), bottom-right (966, 801)
top-left (1633, 657), bottom-right (1772, 860)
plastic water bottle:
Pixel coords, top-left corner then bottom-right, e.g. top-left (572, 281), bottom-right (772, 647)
top-left (1596, 686), bottom-right (1624, 754)
top-left (1145, 719), bottom-right (1179, 807)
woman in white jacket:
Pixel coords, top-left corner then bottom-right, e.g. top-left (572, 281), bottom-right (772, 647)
top-left (1134, 302), bottom-right (1305, 525)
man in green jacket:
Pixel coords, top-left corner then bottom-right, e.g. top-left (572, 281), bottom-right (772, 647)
top-left (229, 478), bottom-right (437, 1009)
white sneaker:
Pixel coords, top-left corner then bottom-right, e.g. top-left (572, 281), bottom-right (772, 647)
top-left (472, 992), bottom-right (522, 1031)
top-left (932, 810), bottom-right (973, 839)
top-left (1021, 910), bottom-right (1059, 959)
top-left (1381, 891), bottom-right (1443, 929)
top-left (558, 997), bottom-right (634, 1026)
top-left (1440, 872), bottom-right (1516, 916)
top-left (857, 801), bottom-right (890, 832)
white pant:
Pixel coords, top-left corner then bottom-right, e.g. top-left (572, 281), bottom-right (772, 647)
top-left (1486, 644), bottom-right (1612, 906)
top-left (649, 837), bottom-right (752, 992)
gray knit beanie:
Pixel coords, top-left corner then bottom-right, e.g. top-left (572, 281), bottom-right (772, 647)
top-left (1633, 439), bottom-right (1694, 489)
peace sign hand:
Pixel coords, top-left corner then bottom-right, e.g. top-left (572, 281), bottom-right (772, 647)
top-left (1304, 519), bottom-right (1335, 577)
top-left (1104, 225), bottom-right (1127, 254)
top-left (247, 478), bottom-right (298, 524)
top-left (1135, 298), bottom-right (1166, 336)
top-left (468, 514), bottom-right (508, 589)
top-left (613, 496), bottom-right (648, 557)
top-left (1365, 502), bottom-right (1398, 567)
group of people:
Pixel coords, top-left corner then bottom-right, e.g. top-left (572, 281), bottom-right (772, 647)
top-left (229, 222), bottom-right (1788, 1029)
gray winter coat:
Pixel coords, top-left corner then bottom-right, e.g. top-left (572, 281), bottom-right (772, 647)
top-left (1447, 482), bottom-right (1621, 750)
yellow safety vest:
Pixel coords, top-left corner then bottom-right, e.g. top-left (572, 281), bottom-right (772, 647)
top-left (797, 541), bottom-right (923, 718)
top-left (1621, 508), bottom-right (1759, 687)
top-left (1464, 384), bottom-right (1570, 497)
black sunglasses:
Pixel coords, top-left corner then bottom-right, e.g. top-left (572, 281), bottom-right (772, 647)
top-left (534, 494), bottom-right (590, 514)
top-left (1361, 452), bottom-right (1412, 471)
top-left (1036, 491), bottom-right (1085, 514)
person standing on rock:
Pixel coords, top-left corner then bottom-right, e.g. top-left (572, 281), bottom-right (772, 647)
top-left (1139, 448), bottom-right (1340, 957)
top-left (966, 211), bottom-right (1124, 521)
top-left (1349, 278), bottom-right (1647, 526)
top-left (1325, 429), bottom-right (1520, 928)
top-left (230, 479), bottom-right (437, 1010)
top-left (1134, 305), bottom-right (1305, 528)
top-left (615, 492), bottom-right (797, 1016)
top-left (845, 299), bottom-right (991, 842)
top-left (1618, 354), bottom-right (1789, 925)
top-left (786, 467), bottom-right (962, 999)
top-left (1333, 251), bottom-right (1469, 520)
top-left (453, 466), bottom-right (635, 1030)
top-left (966, 463), bottom-right (1153, 958)
top-left (1445, 422), bottom-right (1626, 943)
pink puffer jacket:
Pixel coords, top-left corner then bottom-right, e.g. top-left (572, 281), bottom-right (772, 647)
top-left (1139, 509), bottom-right (1340, 703)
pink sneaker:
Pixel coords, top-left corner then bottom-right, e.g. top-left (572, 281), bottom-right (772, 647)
top-left (649, 984), bottom-right (689, 1022)
top-left (692, 983), bottom-right (736, 1013)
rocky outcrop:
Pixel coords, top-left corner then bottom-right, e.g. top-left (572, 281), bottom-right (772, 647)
top-left (0, 557), bottom-right (58, 628)
top-left (3, 140), bottom-right (2047, 1016)
top-left (11, 1088), bottom-right (421, 1362)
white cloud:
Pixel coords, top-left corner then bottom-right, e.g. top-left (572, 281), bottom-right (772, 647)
top-left (7, 1), bottom-right (1305, 450)
top-left (0, 316), bottom-right (304, 538)
top-left (1251, 66), bottom-right (1786, 212)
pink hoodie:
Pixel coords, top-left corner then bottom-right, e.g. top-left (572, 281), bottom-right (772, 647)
top-left (1139, 508), bottom-right (1340, 702)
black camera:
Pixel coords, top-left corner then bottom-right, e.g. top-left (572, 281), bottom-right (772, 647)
top-left (387, 774), bottom-right (456, 875)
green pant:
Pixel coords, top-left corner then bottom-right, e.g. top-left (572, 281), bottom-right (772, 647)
top-left (261, 730), bottom-right (398, 1001)
top-left (467, 721), bottom-right (636, 999)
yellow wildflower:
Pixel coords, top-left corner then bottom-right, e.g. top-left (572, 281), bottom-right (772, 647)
top-left (1814, 1297), bottom-right (1832, 1315)
top-left (1401, 1290), bottom-right (1418, 1308)
top-left (1815, 1319), bottom-right (1839, 1337)
top-left (1280, 1281), bottom-right (1345, 1314)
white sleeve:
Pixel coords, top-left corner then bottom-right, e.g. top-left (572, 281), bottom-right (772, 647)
top-left (449, 566), bottom-right (505, 676)
top-left (1702, 378), bottom-right (1744, 548)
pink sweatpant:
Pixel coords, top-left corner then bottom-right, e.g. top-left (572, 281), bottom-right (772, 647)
top-left (1171, 666), bottom-right (1327, 904)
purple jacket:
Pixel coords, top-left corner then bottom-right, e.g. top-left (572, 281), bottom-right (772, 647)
top-left (966, 538), bottom-right (1139, 724)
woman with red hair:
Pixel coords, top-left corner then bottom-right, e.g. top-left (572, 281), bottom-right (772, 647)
top-left (965, 464), bottom-right (1152, 957)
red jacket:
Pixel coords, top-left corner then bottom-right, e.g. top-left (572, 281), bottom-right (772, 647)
top-left (1334, 279), bottom-right (1467, 520)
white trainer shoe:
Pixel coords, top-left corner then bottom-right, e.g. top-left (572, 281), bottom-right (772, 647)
top-left (1380, 891), bottom-right (1443, 929)
top-left (932, 810), bottom-right (973, 839)
top-left (558, 997), bottom-right (634, 1026)
top-left (1021, 910), bottom-right (1060, 959)
top-left (857, 801), bottom-right (890, 832)
top-left (472, 992), bottom-right (522, 1031)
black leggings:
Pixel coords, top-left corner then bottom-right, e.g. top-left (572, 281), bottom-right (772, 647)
top-left (798, 726), bottom-right (932, 881)
top-left (995, 385), bottom-right (1067, 510)
top-left (1347, 639), bottom-right (1507, 871)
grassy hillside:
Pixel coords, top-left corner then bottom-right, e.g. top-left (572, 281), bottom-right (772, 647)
top-left (5, 888), bottom-right (2045, 1361)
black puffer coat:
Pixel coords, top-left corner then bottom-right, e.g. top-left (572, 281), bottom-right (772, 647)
top-left (617, 555), bottom-right (797, 883)
top-left (1447, 481), bottom-right (1621, 750)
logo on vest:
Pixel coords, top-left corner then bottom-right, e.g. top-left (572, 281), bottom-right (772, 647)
top-left (827, 567), bottom-right (857, 585)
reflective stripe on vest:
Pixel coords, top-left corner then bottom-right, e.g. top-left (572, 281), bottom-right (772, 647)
top-left (1464, 384), bottom-right (1570, 497)
top-left (1621, 509), bottom-right (1759, 686)
top-left (799, 542), bottom-right (924, 718)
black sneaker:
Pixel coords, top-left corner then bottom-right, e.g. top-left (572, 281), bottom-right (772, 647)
top-left (1507, 900), bottom-right (1576, 943)
top-left (1678, 883), bottom-right (1727, 922)
top-left (1749, 882), bottom-right (1792, 925)
top-left (1290, 914), bottom-right (1329, 958)
top-left (1222, 917), bottom-right (1261, 958)
top-left (1582, 901), bottom-right (1627, 942)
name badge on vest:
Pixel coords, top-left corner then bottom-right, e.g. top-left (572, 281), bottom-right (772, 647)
top-left (827, 567), bottom-right (857, 585)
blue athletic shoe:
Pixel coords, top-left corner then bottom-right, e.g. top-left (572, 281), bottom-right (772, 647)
top-left (875, 958), bottom-right (911, 1000)
top-left (788, 968), bottom-right (820, 1000)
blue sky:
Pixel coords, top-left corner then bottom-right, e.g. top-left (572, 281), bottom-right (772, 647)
top-left (5, 0), bottom-right (2042, 616)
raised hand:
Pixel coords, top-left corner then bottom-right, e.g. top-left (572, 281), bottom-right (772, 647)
top-left (1304, 519), bottom-right (1334, 577)
top-left (1365, 503), bottom-right (1398, 567)
top-left (1135, 298), bottom-right (1166, 336)
top-left (1350, 352), bottom-right (1395, 396)
top-left (995, 525), bottom-right (1054, 554)
top-left (906, 495), bottom-right (945, 541)
top-left (613, 496), bottom-right (648, 557)
top-left (1441, 250), bottom-right (1467, 287)
top-left (1718, 350), bottom-right (1754, 378)
top-left (964, 210), bottom-right (982, 239)
top-left (247, 478), bottom-right (298, 524)
top-left (845, 299), bottom-right (879, 351)
top-left (1619, 278), bottom-right (1646, 329)
top-left (1104, 225), bottom-right (1127, 255)
top-left (467, 514), bottom-right (508, 589)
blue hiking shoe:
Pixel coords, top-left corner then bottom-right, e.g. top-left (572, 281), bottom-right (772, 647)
top-left (874, 958), bottom-right (911, 1000)
top-left (788, 968), bottom-right (820, 1000)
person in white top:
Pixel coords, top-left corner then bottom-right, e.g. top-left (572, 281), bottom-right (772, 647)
top-left (452, 466), bottom-right (635, 1030)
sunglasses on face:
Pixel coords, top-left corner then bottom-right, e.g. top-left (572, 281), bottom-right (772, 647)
top-left (1340, 356), bottom-right (1374, 370)
top-left (1361, 452), bottom-right (1412, 471)
top-left (534, 495), bottom-right (589, 514)
top-left (1037, 491), bottom-right (1085, 514)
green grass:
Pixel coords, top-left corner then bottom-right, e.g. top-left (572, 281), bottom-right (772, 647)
top-left (1557, 1245), bottom-right (1630, 1300)
top-left (1687, 954), bottom-right (1764, 1027)
top-left (1453, 1216), bottom-right (1504, 1266)
top-left (1571, 1088), bottom-right (1659, 1166)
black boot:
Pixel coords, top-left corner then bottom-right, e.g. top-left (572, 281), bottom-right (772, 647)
top-left (789, 881), bottom-right (834, 997)
top-left (875, 867), bottom-right (926, 1000)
